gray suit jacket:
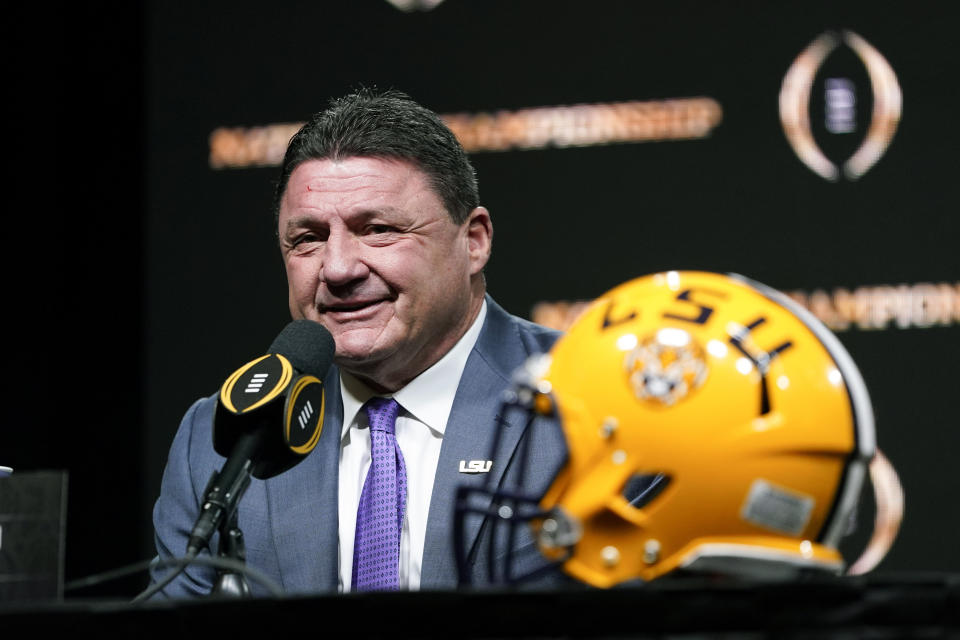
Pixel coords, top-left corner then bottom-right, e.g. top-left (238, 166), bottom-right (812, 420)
top-left (151, 296), bottom-right (564, 597)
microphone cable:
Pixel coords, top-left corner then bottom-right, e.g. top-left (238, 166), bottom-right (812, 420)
top-left (62, 553), bottom-right (284, 601)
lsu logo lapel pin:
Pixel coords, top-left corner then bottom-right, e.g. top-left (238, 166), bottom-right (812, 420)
top-left (459, 460), bottom-right (493, 474)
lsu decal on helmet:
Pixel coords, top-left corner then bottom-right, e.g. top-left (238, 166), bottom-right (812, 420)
top-left (455, 271), bottom-right (888, 588)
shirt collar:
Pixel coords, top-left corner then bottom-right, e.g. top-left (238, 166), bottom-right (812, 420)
top-left (340, 299), bottom-right (488, 440)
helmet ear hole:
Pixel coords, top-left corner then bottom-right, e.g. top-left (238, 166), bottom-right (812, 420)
top-left (621, 472), bottom-right (671, 509)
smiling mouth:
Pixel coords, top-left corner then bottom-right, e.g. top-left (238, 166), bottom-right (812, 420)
top-left (320, 299), bottom-right (387, 316)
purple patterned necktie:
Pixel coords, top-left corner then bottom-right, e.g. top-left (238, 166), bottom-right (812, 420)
top-left (352, 396), bottom-right (407, 591)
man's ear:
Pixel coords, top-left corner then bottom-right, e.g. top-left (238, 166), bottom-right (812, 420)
top-left (464, 206), bottom-right (493, 275)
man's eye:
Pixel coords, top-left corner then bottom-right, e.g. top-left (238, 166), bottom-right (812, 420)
top-left (292, 233), bottom-right (320, 246)
top-left (367, 225), bottom-right (395, 234)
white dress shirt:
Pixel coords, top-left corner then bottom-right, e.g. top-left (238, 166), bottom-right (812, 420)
top-left (337, 300), bottom-right (487, 591)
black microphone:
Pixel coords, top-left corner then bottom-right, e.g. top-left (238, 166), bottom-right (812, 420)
top-left (186, 320), bottom-right (336, 556)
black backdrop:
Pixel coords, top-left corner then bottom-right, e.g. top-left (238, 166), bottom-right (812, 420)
top-left (6, 1), bottom-right (957, 599)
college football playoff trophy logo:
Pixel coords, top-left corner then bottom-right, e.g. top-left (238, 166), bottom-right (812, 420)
top-left (779, 31), bottom-right (902, 181)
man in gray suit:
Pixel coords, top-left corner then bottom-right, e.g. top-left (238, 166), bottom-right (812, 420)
top-left (151, 89), bottom-right (565, 597)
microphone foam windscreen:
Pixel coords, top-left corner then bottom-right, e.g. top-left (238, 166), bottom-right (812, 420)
top-left (268, 319), bottom-right (336, 377)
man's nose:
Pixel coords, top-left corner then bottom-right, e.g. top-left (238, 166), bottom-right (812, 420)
top-left (321, 231), bottom-right (369, 286)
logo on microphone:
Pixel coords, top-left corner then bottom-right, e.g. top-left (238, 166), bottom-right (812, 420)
top-left (220, 354), bottom-right (294, 414)
top-left (285, 376), bottom-right (325, 454)
top-left (297, 400), bottom-right (314, 430)
top-left (245, 373), bottom-right (269, 394)
top-left (779, 30), bottom-right (902, 181)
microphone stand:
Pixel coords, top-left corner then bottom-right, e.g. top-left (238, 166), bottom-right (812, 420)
top-left (189, 429), bottom-right (262, 597)
top-left (211, 506), bottom-right (252, 597)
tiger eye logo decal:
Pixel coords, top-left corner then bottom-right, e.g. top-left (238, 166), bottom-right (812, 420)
top-left (624, 328), bottom-right (708, 406)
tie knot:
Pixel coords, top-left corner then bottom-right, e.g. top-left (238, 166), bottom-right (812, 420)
top-left (364, 397), bottom-right (401, 434)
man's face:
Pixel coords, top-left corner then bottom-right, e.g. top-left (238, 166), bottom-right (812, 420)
top-left (278, 156), bottom-right (491, 391)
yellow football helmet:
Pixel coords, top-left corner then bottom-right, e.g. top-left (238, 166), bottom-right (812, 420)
top-left (456, 271), bottom-right (878, 587)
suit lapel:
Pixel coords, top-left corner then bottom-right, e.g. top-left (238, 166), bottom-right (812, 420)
top-left (420, 298), bottom-right (535, 588)
top-left (264, 366), bottom-right (342, 593)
